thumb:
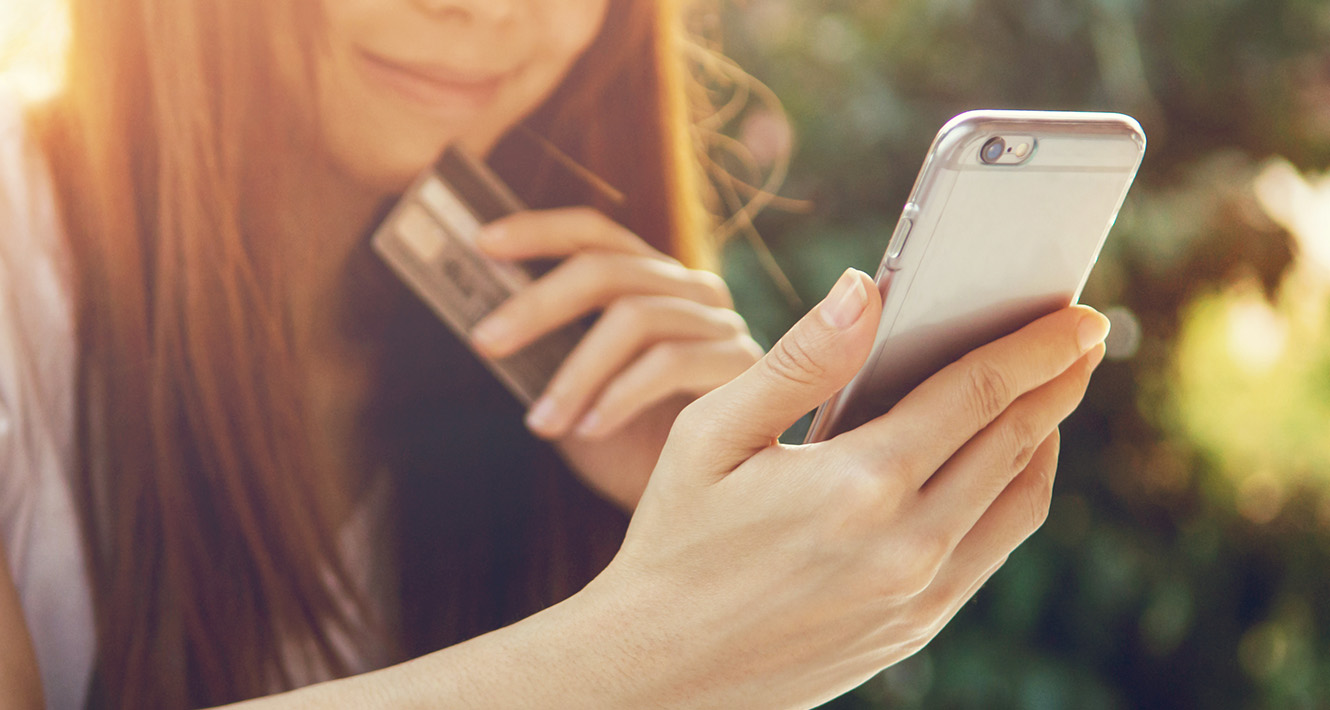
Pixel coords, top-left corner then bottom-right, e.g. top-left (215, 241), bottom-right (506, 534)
top-left (667, 268), bottom-right (881, 477)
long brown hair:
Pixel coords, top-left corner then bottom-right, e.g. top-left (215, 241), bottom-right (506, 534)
top-left (30, 1), bottom-right (711, 707)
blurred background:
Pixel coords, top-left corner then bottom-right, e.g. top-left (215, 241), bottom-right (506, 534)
top-left (6, 0), bottom-right (1330, 707)
top-left (706, 0), bottom-right (1330, 708)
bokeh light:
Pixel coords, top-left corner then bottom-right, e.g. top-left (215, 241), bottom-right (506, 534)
top-left (717, 1), bottom-right (1330, 708)
top-left (0, 0), bottom-right (68, 102)
top-left (1167, 166), bottom-right (1330, 515)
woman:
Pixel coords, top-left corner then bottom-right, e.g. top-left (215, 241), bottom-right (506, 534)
top-left (0, 0), bottom-right (1109, 708)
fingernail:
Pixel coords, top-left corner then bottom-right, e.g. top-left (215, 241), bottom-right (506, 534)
top-left (471, 316), bottom-right (512, 354)
top-left (819, 269), bottom-right (868, 330)
top-left (526, 397), bottom-right (561, 434)
top-left (1077, 312), bottom-right (1111, 354)
top-left (1086, 343), bottom-right (1106, 370)
top-left (574, 411), bottom-right (604, 439)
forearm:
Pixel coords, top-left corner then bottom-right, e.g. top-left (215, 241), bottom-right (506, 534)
top-left (224, 583), bottom-right (668, 710)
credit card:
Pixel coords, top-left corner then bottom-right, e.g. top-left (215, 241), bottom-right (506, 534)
top-left (370, 145), bottom-right (587, 405)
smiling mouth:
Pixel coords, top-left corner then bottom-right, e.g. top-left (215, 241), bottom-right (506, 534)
top-left (354, 49), bottom-right (506, 115)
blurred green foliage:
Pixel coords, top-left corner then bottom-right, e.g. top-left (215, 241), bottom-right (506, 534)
top-left (712, 0), bottom-right (1330, 707)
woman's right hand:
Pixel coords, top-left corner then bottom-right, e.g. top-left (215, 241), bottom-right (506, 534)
top-left (572, 267), bottom-right (1109, 709)
top-left (224, 267), bottom-right (1108, 710)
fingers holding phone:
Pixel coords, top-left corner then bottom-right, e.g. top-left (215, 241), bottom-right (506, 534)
top-left (597, 284), bottom-right (1107, 708)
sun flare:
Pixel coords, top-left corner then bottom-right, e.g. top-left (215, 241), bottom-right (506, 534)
top-left (0, 0), bottom-right (69, 102)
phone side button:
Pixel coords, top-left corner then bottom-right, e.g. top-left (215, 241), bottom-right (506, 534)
top-left (885, 218), bottom-right (913, 269)
top-left (874, 261), bottom-right (890, 282)
top-left (876, 268), bottom-right (894, 301)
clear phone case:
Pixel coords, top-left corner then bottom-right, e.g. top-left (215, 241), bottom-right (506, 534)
top-left (805, 110), bottom-right (1146, 442)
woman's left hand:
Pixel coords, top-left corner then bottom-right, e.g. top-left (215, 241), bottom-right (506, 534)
top-left (470, 207), bottom-right (763, 507)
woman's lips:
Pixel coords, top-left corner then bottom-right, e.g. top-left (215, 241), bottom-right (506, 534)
top-left (354, 49), bottom-right (505, 116)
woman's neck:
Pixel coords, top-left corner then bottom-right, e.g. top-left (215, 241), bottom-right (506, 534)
top-left (275, 154), bottom-right (390, 324)
top-left (270, 151), bottom-right (402, 498)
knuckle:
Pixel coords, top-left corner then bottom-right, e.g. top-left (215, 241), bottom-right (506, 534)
top-left (690, 269), bottom-right (733, 307)
top-left (831, 469), bottom-right (892, 529)
top-left (1002, 413), bottom-right (1044, 473)
top-left (836, 448), bottom-right (908, 504)
top-left (604, 298), bottom-right (651, 338)
top-left (805, 449), bottom-right (906, 535)
top-left (671, 395), bottom-right (716, 440)
top-left (960, 357), bottom-right (1015, 423)
top-left (643, 341), bottom-right (684, 369)
top-left (1021, 461), bottom-right (1056, 532)
top-left (566, 253), bottom-right (614, 294)
top-left (720, 307), bottom-right (751, 335)
top-left (764, 336), bottom-right (826, 387)
top-left (646, 342), bottom-right (696, 381)
top-left (884, 535), bottom-right (947, 599)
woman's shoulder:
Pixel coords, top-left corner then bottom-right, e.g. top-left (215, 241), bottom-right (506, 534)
top-left (0, 90), bottom-right (73, 329)
top-left (0, 90), bottom-right (93, 710)
top-left (0, 90), bottom-right (72, 293)
top-left (0, 88), bottom-right (78, 521)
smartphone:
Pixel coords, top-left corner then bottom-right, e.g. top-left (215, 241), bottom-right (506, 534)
top-left (370, 145), bottom-right (586, 405)
top-left (804, 110), bottom-right (1146, 443)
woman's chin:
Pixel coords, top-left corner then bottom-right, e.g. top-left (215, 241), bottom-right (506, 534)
top-left (332, 132), bottom-right (508, 195)
top-left (325, 148), bottom-right (434, 197)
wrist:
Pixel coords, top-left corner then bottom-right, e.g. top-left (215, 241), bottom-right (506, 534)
top-left (358, 564), bottom-right (685, 710)
top-left (530, 564), bottom-right (685, 709)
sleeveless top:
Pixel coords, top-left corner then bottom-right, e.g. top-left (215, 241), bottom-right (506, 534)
top-left (0, 92), bottom-right (392, 709)
top-left (0, 89), bottom-right (92, 710)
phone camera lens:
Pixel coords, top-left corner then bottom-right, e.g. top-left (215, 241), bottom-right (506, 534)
top-left (980, 137), bottom-right (1007, 164)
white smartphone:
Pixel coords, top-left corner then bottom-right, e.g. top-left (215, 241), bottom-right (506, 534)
top-left (804, 110), bottom-right (1146, 443)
